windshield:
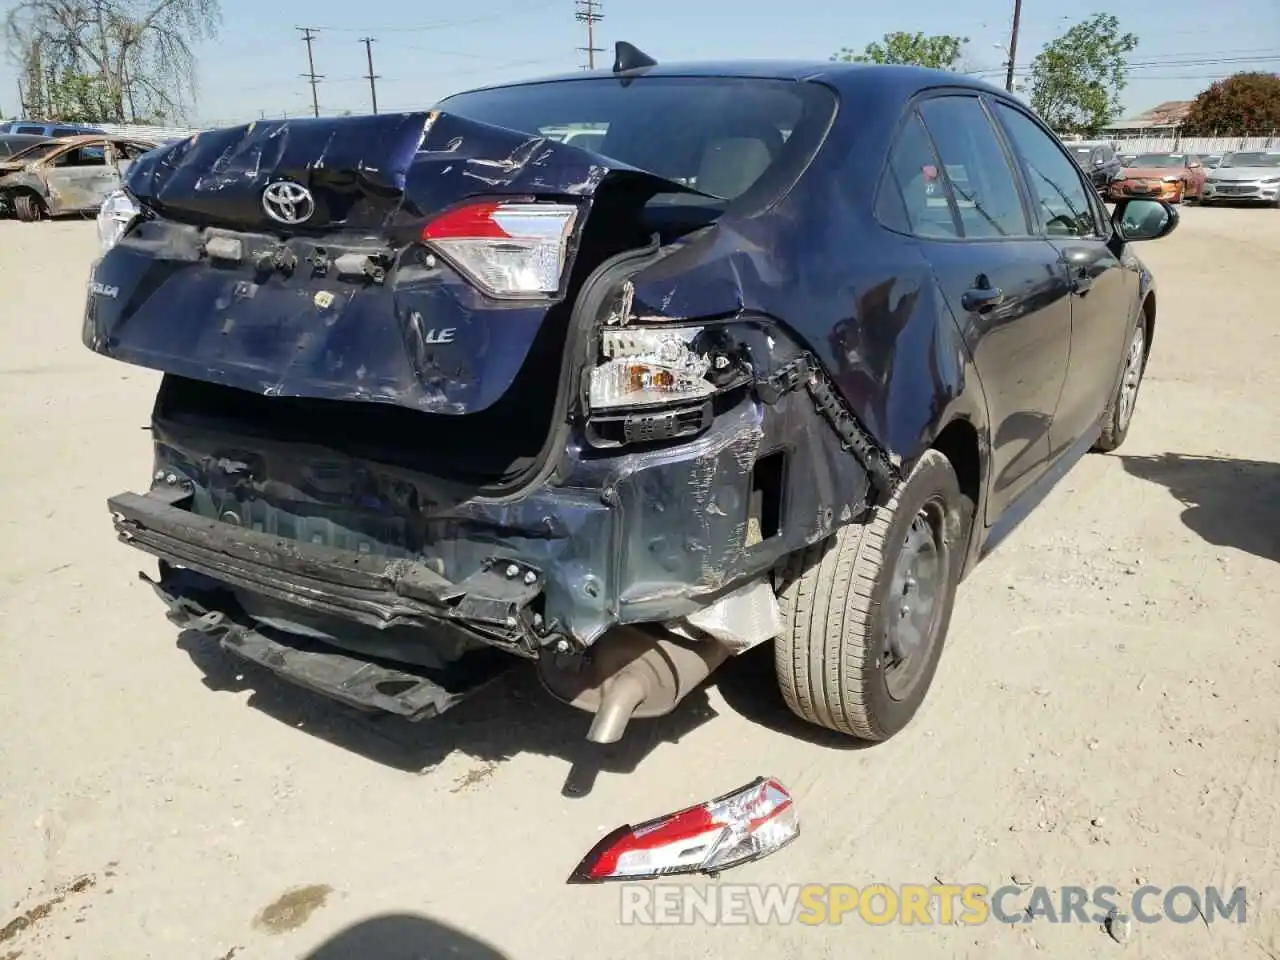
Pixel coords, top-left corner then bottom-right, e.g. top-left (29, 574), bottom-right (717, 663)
top-left (1223, 152), bottom-right (1280, 168)
top-left (436, 76), bottom-right (838, 203)
top-left (1128, 154), bottom-right (1185, 168)
top-left (5, 140), bottom-right (59, 162)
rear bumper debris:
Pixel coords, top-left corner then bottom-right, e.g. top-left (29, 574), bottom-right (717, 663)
top-left (144, 563), bottom-right (511, 719)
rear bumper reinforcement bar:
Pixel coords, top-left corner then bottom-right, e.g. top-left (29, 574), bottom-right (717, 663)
top-left (108, 489), bottom-right (550, 657)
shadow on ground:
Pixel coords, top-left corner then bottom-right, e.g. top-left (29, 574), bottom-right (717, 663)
top-left (302, 913), bottom-right (510, 960)
top-left (178, 630), bottom-right (719, 796)
top-left (178, 623), bottom-right (869, 792)
top-left (1121, 452), bottom-right (1280, 563)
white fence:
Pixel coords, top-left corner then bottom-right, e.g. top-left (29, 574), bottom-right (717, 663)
top-left (1108, 135), bottom-right (1277, 154)
top-left (95, 122), bottom-right (203, 142)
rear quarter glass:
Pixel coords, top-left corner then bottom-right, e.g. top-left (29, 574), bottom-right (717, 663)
top-left (434, 76), bottom-right (838, 210)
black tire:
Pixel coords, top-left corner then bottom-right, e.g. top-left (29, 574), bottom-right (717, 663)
top-left (14, 193), bottom-right (44, 222)
top-left (1093, 318), bottom-right (1148, 453)
top-left (773, 449), bottom-right (965, 741)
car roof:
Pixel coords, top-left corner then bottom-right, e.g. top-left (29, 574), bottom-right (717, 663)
top-left (452, 59), bottom-right (1010, 100)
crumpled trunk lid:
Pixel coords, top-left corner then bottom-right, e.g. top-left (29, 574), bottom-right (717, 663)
top-left (84, 111), bottom-right (686, 415)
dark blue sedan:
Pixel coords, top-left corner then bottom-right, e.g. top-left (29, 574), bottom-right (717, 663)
top-left (84, 43), bottom-right (1177, 748)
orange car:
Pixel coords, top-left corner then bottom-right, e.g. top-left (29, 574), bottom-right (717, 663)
top-left (1108, 152), bottom-right (1206, 204)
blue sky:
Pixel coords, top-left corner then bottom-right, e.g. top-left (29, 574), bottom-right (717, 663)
top-left (2, 0), bottom-right (1278, 126)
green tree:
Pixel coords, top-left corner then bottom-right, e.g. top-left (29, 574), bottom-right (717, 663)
top-left (1027, 14), bottom-right (1138, 135)
top-left (5, 0), bottom-right (219, 123)
top-left (832, 32), bottom-right (969, 71)
top-left (1180, 72), bottom-right (1280, 136)
top-left (46, 71), bottom-right (117, 123)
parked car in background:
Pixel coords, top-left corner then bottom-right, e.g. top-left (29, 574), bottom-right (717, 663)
top-left (1068, 140), bottom-right (1122, 191)
top-left (0, 133), bottom-right (50, 159)
top-left (1200, 151), bottom-right (1280, 206)
top-left (0, 133), bottom-right (157, 220)
top-left (0, 120), bottom-right (104, 137)
top-left (85, 51), bottom-right (1178, 747)
top-left (1109, 152), bottom-right (1205, 203)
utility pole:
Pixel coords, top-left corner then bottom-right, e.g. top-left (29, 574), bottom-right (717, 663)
top-left (1004, 0), bottom-right (1022, 93)
top-left (574, 0), bottom-right (603, 70)
top-left (297, 26), bottom-right (322, 117)
top-left (360, 37), bottom-right (380, 114)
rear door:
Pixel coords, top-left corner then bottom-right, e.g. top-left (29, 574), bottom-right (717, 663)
top-left (991, 102), bottom-right (1132, 455)
top-left (897, 93), bottom-right (1074, 522)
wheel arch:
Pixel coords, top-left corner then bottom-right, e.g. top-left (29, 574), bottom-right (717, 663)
top-left (927, 417), bottom-right (984, 580)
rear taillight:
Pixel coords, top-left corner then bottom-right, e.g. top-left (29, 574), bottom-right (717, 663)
top-left (97, 189), bottom-right (141, 254)
top-left (567, 777), bottom-right (799, 882)
top-left (421, 199), bottom-right (579, 298)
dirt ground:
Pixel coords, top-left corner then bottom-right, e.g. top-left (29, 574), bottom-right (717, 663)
top-left (1, 206), bottom-right (1278, 960)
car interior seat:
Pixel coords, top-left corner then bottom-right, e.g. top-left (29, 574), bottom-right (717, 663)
top-left (694, 122), bottom-right (784, 199)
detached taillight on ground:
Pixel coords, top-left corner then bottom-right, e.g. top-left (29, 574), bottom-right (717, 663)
top-left (567, 777), bottom-right (798, 883)
top-left (421, 199), bottom-right (579, 298)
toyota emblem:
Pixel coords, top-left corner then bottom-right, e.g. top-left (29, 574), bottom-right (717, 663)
top-left (261, 181), bottom-right (315, 225)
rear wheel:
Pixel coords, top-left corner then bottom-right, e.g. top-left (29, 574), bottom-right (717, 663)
top-left (773, 450), bottom-right (965, 741)
top-left (1094, 319), bottom-right (1147, 452)
top-left (14, 193), bottom-right (45, 222)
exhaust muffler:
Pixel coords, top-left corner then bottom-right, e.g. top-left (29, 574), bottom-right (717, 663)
top-left (538, 626), bottom-right (733, 744)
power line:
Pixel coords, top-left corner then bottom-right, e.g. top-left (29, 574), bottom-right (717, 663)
top-left (361, 37), bottom-right (380, 114)
top-left (575, 0), bottom-right (603, 71)
top-left (972, 53), bottom-right (1280, 79)
top-left (297, 26), bottom-right (323, 117)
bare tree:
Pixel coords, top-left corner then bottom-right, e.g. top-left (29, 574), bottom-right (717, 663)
top-left (5, 0), bottom-right (220, 122)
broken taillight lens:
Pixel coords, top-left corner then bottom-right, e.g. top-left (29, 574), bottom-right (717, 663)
top-left (421, 199), bottom-right (579, 298)
top-left (567, 777), bottom-right (798, 883)
top-left (587, 325), bottom-right (751, 411)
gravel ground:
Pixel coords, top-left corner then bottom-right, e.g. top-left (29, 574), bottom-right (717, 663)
top-left (1, 205), bottom-right (1278, 960)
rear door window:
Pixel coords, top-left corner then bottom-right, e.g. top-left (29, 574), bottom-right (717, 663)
top-left (916, 96), bottom-right (1030, 239)
top-left (15, 125), bottom-right (45, 135)
top-left (875, 110), bottom-right (959, 239)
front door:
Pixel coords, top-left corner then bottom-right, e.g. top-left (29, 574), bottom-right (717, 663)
top-left (991, 103), bottom-right (1136, 454)
top-left (43, 142), bottom-right (120, 214)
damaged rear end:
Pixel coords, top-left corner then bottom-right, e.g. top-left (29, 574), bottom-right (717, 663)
top-left (90, 77), bottom-right (885, 739)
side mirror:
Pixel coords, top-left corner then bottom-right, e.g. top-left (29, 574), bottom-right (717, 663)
top-left (1188, 161), bottom-right (1202, 169)
top-left (1113, 198), bottom-right (1179, 242)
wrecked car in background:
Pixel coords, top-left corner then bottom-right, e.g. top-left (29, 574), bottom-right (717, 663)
top-left (86, 43), bottom-right (1178, 748)
top-left (0, 134), bottom-right (157, 221)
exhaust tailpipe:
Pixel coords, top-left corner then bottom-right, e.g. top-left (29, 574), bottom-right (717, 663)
top-left (538, 626), bottom-right (733, 744)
